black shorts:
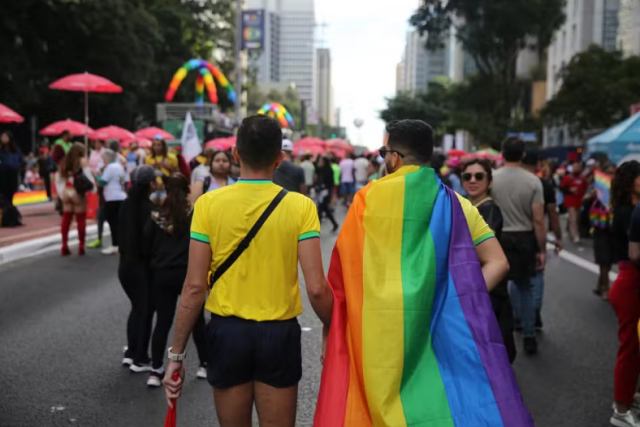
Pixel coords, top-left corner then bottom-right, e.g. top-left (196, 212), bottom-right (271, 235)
top-left (499, 231), bottom-right (537, 284)
top-left (206, 314), bottom-right (302, 389)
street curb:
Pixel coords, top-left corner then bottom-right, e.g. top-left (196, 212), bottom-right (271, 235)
top-left (0, 225), bottom-right (110, 266)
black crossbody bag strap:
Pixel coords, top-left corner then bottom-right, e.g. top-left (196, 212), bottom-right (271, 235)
top-left (208, 189), bottom-right (288, 289)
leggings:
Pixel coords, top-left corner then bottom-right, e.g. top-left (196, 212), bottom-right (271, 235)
top-left (118, 259), bottom-right (154, 365)
top-left (317, 193), bottom-right (338, 229)
top-left (104, 200), bottom-right (123, 246)
top-left (151, 268), bottom-right (207, 370)
top-left (610, 261), bottom-right (640, 405)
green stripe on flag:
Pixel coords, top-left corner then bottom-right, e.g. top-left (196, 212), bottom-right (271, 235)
top-left (400, 168), bottom-right (455, 426)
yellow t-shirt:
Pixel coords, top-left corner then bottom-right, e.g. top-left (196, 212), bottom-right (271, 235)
top-left (191, 180), bottom-right (321, 321)
top-left (145, 154), bottom-right (178, 176)
top-left (456, 193), bottom-right (496, 245)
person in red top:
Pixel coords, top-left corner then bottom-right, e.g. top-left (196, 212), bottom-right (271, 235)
top-left (172, 146), bottom-right (191, 181)
top-left (561, 161), bottom-right (588, 243)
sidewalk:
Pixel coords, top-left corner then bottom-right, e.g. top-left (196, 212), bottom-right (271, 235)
top-left (0, 203), bottom-right (102, 266)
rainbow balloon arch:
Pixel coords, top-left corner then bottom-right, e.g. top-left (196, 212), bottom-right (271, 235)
top-left (257, 102), bottom-right (295, 129)
top-left (165, 59), bottom-right (236, 105)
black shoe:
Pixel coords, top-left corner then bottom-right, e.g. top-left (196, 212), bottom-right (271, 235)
top-left (332, 224), bottom-right (339, 233)
top-left (514, 318), bottom-right (522, 332)
top-left (523, 337), bottom-right (538, 355)
top-left (535, 311), bottom-right (543, 330)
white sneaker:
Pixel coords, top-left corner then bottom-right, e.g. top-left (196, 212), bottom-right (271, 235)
top-left (121, 346), bottom-right (132, 367)
top-left (129, 363), bottom-right (152, 373)
top-left (197, 366), bottom-right (207, 379)
top-left (147, 369), bottom-right (164, 388)
top-left (101, 246), bottom-right (119, 255)
top-left (611, 409), bottom-right (640, 427)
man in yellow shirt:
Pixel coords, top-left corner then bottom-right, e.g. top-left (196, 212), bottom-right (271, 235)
top-left (163, 115), bottom-right (333, 427)
top-left (144, 135), bottom-right (178, 176)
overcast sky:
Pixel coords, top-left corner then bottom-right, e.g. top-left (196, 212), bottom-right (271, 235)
top-left (316, 0), bottom-right (419, 149)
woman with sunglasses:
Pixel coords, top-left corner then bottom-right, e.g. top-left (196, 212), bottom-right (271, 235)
top-left (461, 158), bottom-right (516, 363)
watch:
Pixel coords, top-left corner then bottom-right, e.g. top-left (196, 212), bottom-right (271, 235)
top-left (167, 347), bottom-right (187, 362)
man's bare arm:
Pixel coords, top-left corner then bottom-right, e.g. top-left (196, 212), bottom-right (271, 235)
top-left (476, 237), bottom-right (509, 292)
top-left (547, 203), bottom-right (563, 252)
top-left (298, 238), bottom-right (333, 327)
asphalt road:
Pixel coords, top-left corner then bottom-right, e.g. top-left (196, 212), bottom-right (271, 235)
top-left (0, 212), bottom-right (622, 427)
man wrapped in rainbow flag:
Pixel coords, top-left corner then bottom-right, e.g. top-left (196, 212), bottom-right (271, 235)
top-left (314, 120), bottom-right (534, 427)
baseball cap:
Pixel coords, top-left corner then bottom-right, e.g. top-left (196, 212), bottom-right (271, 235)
top-left (282, 139), bottom-right (294, 152)
top-left (131, 165), bottom-right (161, 186)
top-left (154, 134), bottom-right (164, 140)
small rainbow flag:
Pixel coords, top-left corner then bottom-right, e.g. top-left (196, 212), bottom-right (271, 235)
top-left (13, 190), bottom-right (48, 206)
top-left (594, 170), bottom-right (612, 206)
top-left (314, 166), bottom-right (533, 427)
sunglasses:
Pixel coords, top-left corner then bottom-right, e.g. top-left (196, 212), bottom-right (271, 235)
top-left (379, 147), bottom-right (405, 158)
top-left (462, 172), bottom-right (487, 182)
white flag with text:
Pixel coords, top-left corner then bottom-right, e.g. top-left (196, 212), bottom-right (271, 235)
top-left (181, 112), bottom-right (201, 162)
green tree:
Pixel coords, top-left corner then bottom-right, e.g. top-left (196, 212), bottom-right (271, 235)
top-left (542, 45), bottom-right (640, 135)
top-left (380, 83), bottom-right (450, 132)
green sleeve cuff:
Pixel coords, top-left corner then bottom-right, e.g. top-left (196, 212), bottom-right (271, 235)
top-left (473, 232), bottom-right (495, 246)
top-left (299, 231), bottom-right (320, 241)
top-left (191, 232), bottom-right (210, 243)
top-left (95, 176), bottom-right (106, 185)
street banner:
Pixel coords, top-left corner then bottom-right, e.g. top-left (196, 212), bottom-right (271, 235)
top-left (242, 10), bottom-right (265, 50)
top-left (181, 112), bottom-right (201, 162)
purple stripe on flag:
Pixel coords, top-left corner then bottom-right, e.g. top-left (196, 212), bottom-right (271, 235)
top-left (445, 186), bottom-right (535, 427)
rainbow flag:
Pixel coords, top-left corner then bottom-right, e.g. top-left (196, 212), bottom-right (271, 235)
top-left (594, 170), bottom-right (612, 206)
top-left (314, 166), bottom-right (533, 427)
top-left (13, 190), bottom-right (48, 206)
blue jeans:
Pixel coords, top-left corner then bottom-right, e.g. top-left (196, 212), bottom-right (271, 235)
top-left (508, 274), bottom-right (538, 338)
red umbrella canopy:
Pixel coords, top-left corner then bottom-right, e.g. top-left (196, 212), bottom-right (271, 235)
top-left (326, 138), bottom-right (354, 153)
top-left (121, 137), bottom-right (152, 148)
top-left (447, 149), bottom-right (468, 158)
top-left (49, 72), bottom-right (122, 93)
top-left (88, 126), bottom-right (135, 141)
top-left (294, 144), bottom-right (326, 156)
top-left (205, 137), bottom-right (230, 149)
top-left (40, 119), bottom-right (93, 136)
top-left (295, 137), bottom-right (326, 148)
top-left (0, 103), bottom-right (24, 123)
top-left (135, 127), bottom-right (175, 141)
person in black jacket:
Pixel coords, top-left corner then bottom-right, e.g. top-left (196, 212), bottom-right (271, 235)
top-left (315, 155), bottom-right (339, 232)
top-left (118, 165), bottom-right (158, 372)
top-left (462, 158), bottom-right (516, 363)
top-left (144, 173), bottom-right (207, 388)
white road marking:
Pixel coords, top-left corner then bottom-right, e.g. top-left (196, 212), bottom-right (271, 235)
top-left (547, 243), bottom-right (618, 282)
top-left (301, 327), bottom-right (312, 332)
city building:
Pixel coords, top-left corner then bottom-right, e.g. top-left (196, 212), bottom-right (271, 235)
top-left (545, 0), bottom-right (621, 146)
top-left (316, 48), bottom-right (333, 126)
top-left (246, 0), bottom-right (316, 108)
top-left (396, 61), bottom-right (405, 93)
top-left (400, 30), bottom-right (450, 95)
top-left (618, 0), bottom-right (640, 56)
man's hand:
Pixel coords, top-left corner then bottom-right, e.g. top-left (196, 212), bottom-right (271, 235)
top-left (554, 239), bottom-right (563, 254)
top-left (163, 361), bottom-right (186, 409)
top-left (536, 251), bottom-right (546, 271)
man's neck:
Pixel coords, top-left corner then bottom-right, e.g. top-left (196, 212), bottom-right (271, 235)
top-left (522, 165), bottom-right (536, 174)
top-left (239, 165), bottom-right (274, 181)
top-left (504, 161), bottom-right (521, 168)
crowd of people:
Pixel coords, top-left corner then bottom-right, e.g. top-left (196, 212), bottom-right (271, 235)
top-left (4, 114), bottom-right (640, 426)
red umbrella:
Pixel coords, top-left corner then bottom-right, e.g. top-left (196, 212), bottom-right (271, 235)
top-left (134, 127), bottom-right (175, 141)
top-left (49, 72), bottom-right (123, 144)
top-left (447, 149), bottom-right (468, 158)
top-left (294, 144), bottom-right (326, 156)
top-left (121, 137), bottom-right (152, 148)
top-left (326, 138), bottom-right (355, 153)
top-left (295, 137), bottom-right (326, 148)
top-left (205, 137), bottom-right (230, 149)
top-left (88, 126), bottom-right (135, 141)
top-left (40, 119), bottom-right (93, 136)
top-left (328, 148), bottom-right (347, 158)
top-left (0, 103), bottom-right (24, 123)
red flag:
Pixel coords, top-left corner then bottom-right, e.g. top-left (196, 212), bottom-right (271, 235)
top-left (163, 372), bottom-right (180, 427)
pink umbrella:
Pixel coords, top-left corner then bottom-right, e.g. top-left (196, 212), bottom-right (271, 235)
top-left (447, 149), bottom-right (468, 158)
top-left (121, 137), bottom-right (152, 148)
top-left (294, 144), bottom-right (326, 156)
top-left (475, 151), bottom-right (500, 161)
top-left (41, 119), bottom-right (94, 136)
top-left (49, 72), bottom-right (123, 144)
top-left (88, 126), bottom-right (135, 141)
top-left (295, 137), bottom-right (326, 148)
top-left (134, 127), bottom-right (175, 141)
top-left (0, 103), bottom-right (24, 123)
top-left (326, 138), bottom-right (354, 153)
top-left (205, 137), bottom-right (228, 149)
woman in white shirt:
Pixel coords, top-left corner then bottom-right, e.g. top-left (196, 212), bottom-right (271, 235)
top-left (56, 143), bottom-right (95, 256)
top-left (97, 149), bottom-right (128, 255)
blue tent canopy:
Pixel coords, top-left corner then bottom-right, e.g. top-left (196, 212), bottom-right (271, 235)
top-left (587, 112), bottom-right (640, 164)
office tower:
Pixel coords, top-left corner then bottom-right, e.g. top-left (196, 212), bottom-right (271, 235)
top-left (316, 48), bottom-right (333, 125)
top-left (402, 30), bottom-right (450, 95)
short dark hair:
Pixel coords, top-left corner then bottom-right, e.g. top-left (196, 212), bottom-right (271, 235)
top-left (236, 115), bottom-right (282, 169)
top-left (502, 136), bottom-right (525, 162)
top-left (385, 120), bottom-right (434, 163)
top-left (522, 149), bottom-right (539, 166)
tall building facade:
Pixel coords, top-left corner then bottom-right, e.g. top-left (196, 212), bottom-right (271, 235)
top-left (618, 0), bottom-right (640, 56)
top-left (396, 61), bottom-right (405, 93)
top-left (545, 0), bottom-right (620, 146)
top-left (246, 0), bottom-right (316, 107)
top-left (316, 48), bottom-right (333, 125)
top-left (400, 30), bottom-right (450, 95)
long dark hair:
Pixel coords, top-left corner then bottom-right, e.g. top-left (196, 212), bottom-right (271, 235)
top-left (62, 143), bottom-right (86, 178)
top-left (0, 131), bottom-right (17, 153)
top-left (153, 139), bottom-right (169, 157)
top-left (210, 150), bottom-right (233, 175)
top-left (611, 160), bottom-right (640, 210)
top-left (162, 174), bottom-right (191, 234)
top-left (121, 180), bottom-right (154, 258)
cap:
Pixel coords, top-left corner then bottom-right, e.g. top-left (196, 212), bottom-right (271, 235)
top-left (131, 165), bottom-right (161, 186)
top-left (154, 134), bottom-right (164, 140)
top-left (282, 139), bottom-right (294, 152)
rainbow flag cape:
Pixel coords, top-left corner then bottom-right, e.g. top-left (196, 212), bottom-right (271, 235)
top-left (314, 166), bottom-right (533, 427)
top-left (594, 170), bottom-right (611, 206)
top-left (13, 190), bottom-right (48, 206)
